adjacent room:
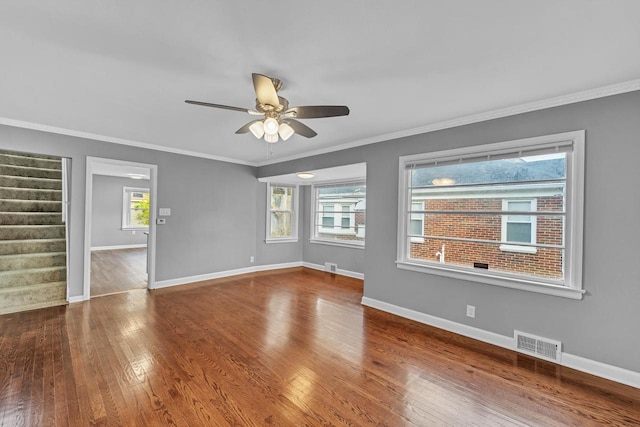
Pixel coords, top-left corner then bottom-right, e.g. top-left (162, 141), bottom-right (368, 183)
top-left (0, 1), bottom-right (639, 425)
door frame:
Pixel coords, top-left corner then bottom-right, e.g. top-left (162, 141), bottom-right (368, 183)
top-left (83, 157), bottom-right (158, 299)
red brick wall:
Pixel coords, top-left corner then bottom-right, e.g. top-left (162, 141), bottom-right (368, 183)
top-left (410, 196), bottom-right (564, 279)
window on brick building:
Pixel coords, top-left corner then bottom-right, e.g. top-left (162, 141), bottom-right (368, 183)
top-left (500, 199), bottom-right (537, 254)
top-left (312, 181), bottom-right (366, 248)
top-left (397, 131), bottom-right (585, 299)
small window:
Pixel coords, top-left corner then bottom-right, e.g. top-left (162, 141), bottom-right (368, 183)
top-left (311, 181), bottom-right (366, 248)
top-left (266, 183), bottom-right (298, 242)
top-left (397, 131), bottom-right (585, 299)
top-left (122, 187), bottom-right (150, 230)
top-left (500, 199), bottom-right (537, 253)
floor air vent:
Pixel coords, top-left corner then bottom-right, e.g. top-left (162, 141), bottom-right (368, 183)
top-left (514, 330), bottom-right (562, 363)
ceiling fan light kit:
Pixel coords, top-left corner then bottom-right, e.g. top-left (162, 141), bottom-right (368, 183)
top-left (186, 73), bottom-right (349, 144)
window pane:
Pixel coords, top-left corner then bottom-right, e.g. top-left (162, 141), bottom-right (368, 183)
top-left (270, 212), bottom-right (292, 237)
top-left (506, 223), bottom-right (531, 243)
top-left (412, 153), bottom-right (566, 188)
top-left (271, 186), bottom-right (293, 211)
top-left (128, 191), bottom-right (149, 227)
top-left (409, 219), bottom-right (423, 235)
top-left (409, 238), bottom-right (564, 280)
top-left (314, 183), bottom-right (365, 244)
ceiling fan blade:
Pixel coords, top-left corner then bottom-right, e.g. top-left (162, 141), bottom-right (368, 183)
top-left (252, 73), bottom-right (280, 107)
top-left (235, 120), bottom-right (262, 134)
top-left (286, 119), bottom-right (318, 138)
top-left (283, 105), bottom-right (350, 119)
top-left (185, 100), bottom-right (251, 113)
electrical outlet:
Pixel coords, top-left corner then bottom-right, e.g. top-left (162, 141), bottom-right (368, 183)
top-left (466, 305), bottom-right (476, 318)
top-left (250, 256), bottom-right (254, 263)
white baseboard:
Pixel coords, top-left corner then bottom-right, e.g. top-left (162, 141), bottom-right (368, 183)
top-left (303, 262), bottom-right (365, 280)
top-left (361, 296), bottom-right (640, 389)
top-left (67, 295), bottom-right (86, 303)
top-left (152, 262), bottom-right (304, 289)
top-left (91, 244), bottom-right (147, 251)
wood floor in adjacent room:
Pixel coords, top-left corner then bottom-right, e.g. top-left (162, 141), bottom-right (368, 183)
top-left (90, 247), bottom-right (147, 297)
top-left (1, 268), bottom-right (639, 426)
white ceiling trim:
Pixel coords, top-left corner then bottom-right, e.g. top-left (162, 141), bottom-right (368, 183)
top-left (1, 78), bottom-right (639, 169)
top-left (257, 78), bottom-right (640, 166)
top-left (0, 117), bottom-right (255, 166)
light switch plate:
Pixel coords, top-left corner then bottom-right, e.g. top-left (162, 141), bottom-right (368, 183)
top-left (159, 208), bottom-right (171, 216)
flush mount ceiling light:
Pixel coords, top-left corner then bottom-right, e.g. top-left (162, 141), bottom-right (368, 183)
top-left (296, 172), bottom-right (315, 179)
top-left (186, 73), bottom-right (350, 143)
top-left (127, 173), bottom-right (146, 180)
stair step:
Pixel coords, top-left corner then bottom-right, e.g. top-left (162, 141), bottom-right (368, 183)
top-left (0, 252), bottom-right (66, 272)
top-left (0, 266), bottom-right (66, 287)
top-left (0, 187), bottom-right (62, 201)
top-left (0, 239), bottom-right (66, 255)
top-left (0, 199), bottom-right (62, 212)
top-left (0, 175), bottom-right (62, 190)
top-left (0, 153), bottom-right (62, 170)
top-left (0, 150), bottom-right (61, 161)
top-left (0, 281), bottom-right (66, 315)
top-left (0, 212), bottom-right (62, 225)
top-left (0, 164), bottom-right (62, 180)
top-left (0, 225), bottom-right (66, 240)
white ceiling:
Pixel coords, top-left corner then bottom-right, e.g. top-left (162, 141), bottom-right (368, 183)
top-left (1, 1), bottom-right (639, 166)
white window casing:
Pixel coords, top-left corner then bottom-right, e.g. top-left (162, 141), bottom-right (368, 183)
top-left (396, 130), bottom-right (585, 299)
top-left (266, 183), bottom-right (298, 243)
top-left (122, 186), bottom-right (150, 230)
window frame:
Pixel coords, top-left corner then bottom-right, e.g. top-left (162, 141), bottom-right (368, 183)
top-left (265, 183), bottom-right (299, 243)
top-left (500, 198), bottom-right (537, 254)
top-left (122, 186), bottom-right (150, 231)
top-left (310, 180), bottom-right (366, 249)
top-left (396, 130), bottom-right (585, 300)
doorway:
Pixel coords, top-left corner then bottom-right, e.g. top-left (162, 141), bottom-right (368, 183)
top-left (83, 157), bottom-right (157, 299)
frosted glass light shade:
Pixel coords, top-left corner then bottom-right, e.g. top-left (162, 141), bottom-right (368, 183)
top-left (278, 122), bottom-right (294, 141)
top-left (249, 121), bottom-right (265, 138)
top-left (265, 133), bottom-right (279, 143)
top-left (263, 118), bottom-right (279, 135)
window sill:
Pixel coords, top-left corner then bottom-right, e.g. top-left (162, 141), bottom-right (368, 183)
top-left (265, 238), bottom-right (299, 244)
top-left (499, 244), bottom-right (537, 254)
top-left (310, 239), bottom-right (365, 250)
top-left (395, 260), bottom-right (584, 300)
top-left (122, 227), bottom-right (149, 231)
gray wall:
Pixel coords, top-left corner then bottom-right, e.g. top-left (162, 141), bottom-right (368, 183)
top-left (91, 175), bottom-right (149, 248)
top-left (258, 90), bottom-right (640, 373)
top-left (0, 125), bottom-right (260, 297)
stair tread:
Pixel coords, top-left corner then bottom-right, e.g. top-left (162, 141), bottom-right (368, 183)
top-left (0, 251), bottom-right (66, 259)
top-left (0, 224), bottom-right (65, 228)
top-left (0, 164), bottom-right (63, 173)
top-left (0, 298), bottom-right (67, 315)
top-left (0, 280), bottom-right (67, 290)
top-left (0, 265), bottom-right (66, 276)
top-left (0, 238), bottom-right (66, 244)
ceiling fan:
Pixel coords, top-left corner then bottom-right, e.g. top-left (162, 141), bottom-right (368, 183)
top-left (186, 73), bottom-right (350, 143)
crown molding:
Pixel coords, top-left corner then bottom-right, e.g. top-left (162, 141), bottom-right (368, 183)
top-left (0, 117), bottom-right (257, 167)
top-left (2, 79), bottom-right (639, 168)
top-left (256, 78), bottom-right (640, 166)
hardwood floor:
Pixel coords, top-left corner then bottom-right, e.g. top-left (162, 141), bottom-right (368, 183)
top-left (1, 267), bottom-right (638, 426)
top-left (90, 248), bottom-right (147, 297)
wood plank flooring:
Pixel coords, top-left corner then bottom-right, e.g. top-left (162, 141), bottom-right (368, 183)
top-left (1, 267), bottom-right (639, 426)
top-left (90, 248), bottom-right (147, 297)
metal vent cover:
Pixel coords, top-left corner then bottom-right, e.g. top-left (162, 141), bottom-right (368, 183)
top-left (514, 330), bottom-right (562, 362)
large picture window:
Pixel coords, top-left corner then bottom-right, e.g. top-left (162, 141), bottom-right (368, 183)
top-left (397, 131), bottom-right (585, 299)
top-left (122, 187), bottom-right (150, 230)
top-left (311, 181), bottom-right (366, 247)
top-left (266, 183), bottom-right (298, 242)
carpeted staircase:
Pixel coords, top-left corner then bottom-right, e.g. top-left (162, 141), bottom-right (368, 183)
top-left (0, 150), bottom-right (67, 314)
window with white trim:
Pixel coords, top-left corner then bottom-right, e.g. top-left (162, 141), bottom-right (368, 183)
top-left (312, 181), bottom-right (366, 247)
top-left (397, 131), bottom-right (585, 299)
top-left (500, 199), bottom-right (537, 254)
top-left (266, 183), bottom-right (298, 242)
top-left (122, 187), bottom-right (150, 230)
